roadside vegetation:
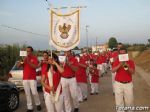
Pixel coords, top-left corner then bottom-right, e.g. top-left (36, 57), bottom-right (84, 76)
top-left (0, 44), bottom-right (26, 80)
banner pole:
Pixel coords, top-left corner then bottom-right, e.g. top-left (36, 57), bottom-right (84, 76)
top-left (49, 9), bottom-right (52, 58)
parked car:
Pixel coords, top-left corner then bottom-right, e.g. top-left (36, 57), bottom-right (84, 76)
top-left (8, 61), bottom-right (42, 89)
top-left (0, 81), bottom-right (19, 112)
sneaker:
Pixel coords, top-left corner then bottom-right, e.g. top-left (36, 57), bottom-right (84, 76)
top-left (26, 109), bottom-right (33, 112)
top-left (37, 105), bottom-right (41, 111)
top-left (74, 108), bottom-right (79, 112)
top-left (90, 93), bottom-right (94, 95)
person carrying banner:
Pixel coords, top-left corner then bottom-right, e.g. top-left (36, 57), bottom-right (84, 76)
top-left (61, 50), bottom-right (79, 112)
top-left (41, 52), bottom-right (64, 112)
top-left (112, 47), bottom-right (135, 112)
top-left (17, 46), bottom-right (41, 112)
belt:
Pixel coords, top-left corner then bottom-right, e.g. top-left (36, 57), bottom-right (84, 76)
top-left (61, 76), bottom-right (75, 79)
top-left (117, 81), bottom-right (131, 84)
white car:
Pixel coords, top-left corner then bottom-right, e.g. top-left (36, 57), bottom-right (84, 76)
top-left (9, 61), bottom-right (42, 89)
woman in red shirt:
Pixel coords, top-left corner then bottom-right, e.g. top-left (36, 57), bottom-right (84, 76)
top-left (41, 52), bottom-right (64, 112)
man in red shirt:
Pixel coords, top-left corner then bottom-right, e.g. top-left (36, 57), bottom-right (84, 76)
top-left (75, 54), bottom-right (88, 102)
top-left (112, 47), bottom-right (135, 112)
top-left (89, 59), bottom-right (100, 95)
top-left (110, 48), bottom-right (119, 94)
top-left (61, 50), bottom-right (79, 112)
top-left (18, 46), bottom-right (41, 112)
top-left (96, 51), bottom-right (105, 77)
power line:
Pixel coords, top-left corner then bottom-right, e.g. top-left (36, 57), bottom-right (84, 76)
top-left (0, 24), bottom-right (49, 37)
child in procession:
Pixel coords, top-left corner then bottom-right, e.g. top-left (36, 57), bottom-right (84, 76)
top-left (89, 59), bottom-right (100, 95)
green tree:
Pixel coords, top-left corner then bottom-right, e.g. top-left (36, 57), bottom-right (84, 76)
top-left (148, 39), bottom-right (150, 44)
top-left (108, 37), bottom-right (118, 49)
top-left (147, 39), bottom-right (150, 48)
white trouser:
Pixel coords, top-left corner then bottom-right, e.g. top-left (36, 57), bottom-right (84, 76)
top-left (61, 77), bottom-right (79, 112)
top-left (89, 75), bottom-right (92, 85)
top-left (102, 63), bottom-right (107, 73)
top-left (77, 83), bottom-right (88, 101)
top-left (42, 87), bottom-right (47, 101)
top-left (23, 80), bottom-right (41, 110)
top-left (97, 64), bottom-right (101, 76)
top-left (44, 92), bottom-right (64, 112)
top-left (86, 67), bottom-right (91, 84)
top-left (77, 84), bottom-right (83, 102)
top-left (86, 67), bottom-right (89, 77)
top-left (91, 83), bottom-right (99, 94)
top-left (114, 81), bottom-right (134, 112)
top-left (112, 72), bottom-right (116, 93)
top-left (79, 83), bottom-right (88, 99)
top-left (97, 64), bottom-right (104, 75)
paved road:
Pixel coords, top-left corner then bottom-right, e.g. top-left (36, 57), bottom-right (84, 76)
top-left (16, 70), bottom-right (150, 112)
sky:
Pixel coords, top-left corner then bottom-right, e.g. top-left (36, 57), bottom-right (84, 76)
top-left (0, 0), bottom-right (150, 50)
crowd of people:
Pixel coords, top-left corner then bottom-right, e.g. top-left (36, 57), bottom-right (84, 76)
top-left (17, 42), bottom-right (135, 112)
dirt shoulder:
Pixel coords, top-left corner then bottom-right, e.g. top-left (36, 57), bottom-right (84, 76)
top-left (129, 50), bottom-right (150, 87)
top-left (135, 65), bottom-right (150, 87)
top-left (131, 50), bottom-right (150, 73)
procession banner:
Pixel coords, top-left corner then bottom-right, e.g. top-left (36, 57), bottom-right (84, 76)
top-left (50, 10), bottom-right (80, 51)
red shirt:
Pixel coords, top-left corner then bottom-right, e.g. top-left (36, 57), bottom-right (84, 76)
top-left (41, 62), bottom-right (48, 75)
top-left (89, 53), bottom-right (97, 60)
top-left (42, 65), bottom-right (62, 94)
top-left (102, 55), bottom-right (107, 63)
top-left (82, 54), bottom-right (90, 61)
top-left (91, 69), bottom-right (99, 83)
top-left (106, 51), bottom-right (111, 59)
top-left (62, 56), bottom-right (78, 78)
top-left (110, 51), bottom-right (119, 65)
top-left (110, 51), bottom-right (118, 58)
top-left (75, 57), bottom-right (87, 83)
top-left (96, 55), bottom-right (104, 64)
top-left (112, 59), bottom-right (135, 82)
top-left (23, 55), bottom-right (38, 80)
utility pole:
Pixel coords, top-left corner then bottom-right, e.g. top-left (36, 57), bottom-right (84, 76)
top-left (86, 25), bottom-right (89, 51)
top-left (96, 36), bottom-right (98, 51)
